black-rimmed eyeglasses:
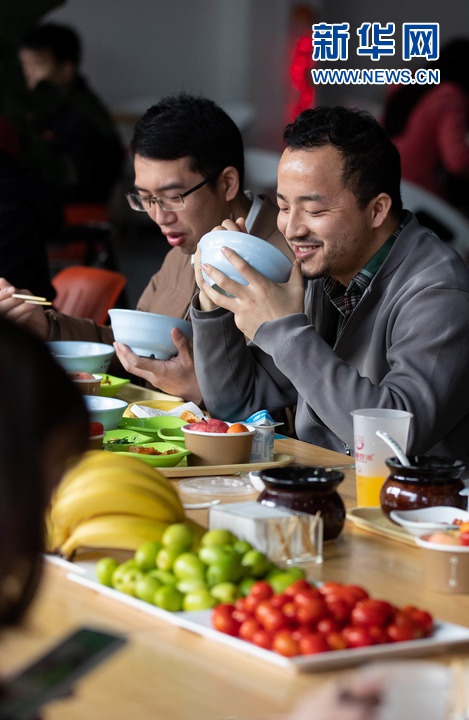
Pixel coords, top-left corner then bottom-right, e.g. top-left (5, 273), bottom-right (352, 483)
top-left (126, 175), bottom-right (218, 213)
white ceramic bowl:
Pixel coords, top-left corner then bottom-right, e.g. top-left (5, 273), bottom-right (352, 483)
top-left (109, 309), bottom-right (193, 359)
top-left (390, 506), bottom-right (469, 537)
top-left (48, 341), bottom-right (114, 373)
top-left (199, 230), bottom-right (292, 290)
top-left (84, 395), bottom-right (129, 431)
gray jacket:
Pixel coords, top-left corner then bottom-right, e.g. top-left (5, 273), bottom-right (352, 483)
top-left (191, 214), bottom-right (469, 463)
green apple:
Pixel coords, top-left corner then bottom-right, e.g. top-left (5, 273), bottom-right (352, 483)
top-left (210, 582), bottom-right (240, 603)
top-left (162, 523), bottom-right (195, 551)
top-left (172, 552), bottom-right (206, 580)
top-left (205, 552), bottom-right (243, 586)
top-left (198, 544), bottom-right (238, 565)
top-left (233, 539), bottom-right (253, 555)
top-left (95, 557), bottom-right (119, 587)
top-left (134, 540), bottom-right (163, 572)
top-left (135, 574), bottom-right (162, 604)
top-left (176, 577), bottom-right (207, 594)
top-left (200, 528), bottom-right (237, 547)
top-left (268, 571), bottom-right (298, 593)
top-left (156, 544), bottom-right (186, 572)
top-left (111, 560), bottom-right (143, 596)
top-left (154, 585), bottom-right (184, 612)
top-left (183, 587), bottom-right (217, 611)
top-left (148, 569), bottom-right (178, 586)
top-left (241, 549), bottom-right (270, 578)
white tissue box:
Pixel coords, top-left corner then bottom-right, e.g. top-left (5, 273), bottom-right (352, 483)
top-left (209, 501), bottom-right (323, 565)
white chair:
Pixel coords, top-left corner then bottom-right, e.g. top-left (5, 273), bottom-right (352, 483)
top-left (244, 147), bottom-right (281, 195)
top-left (401, 180), bottom-right (469, 262)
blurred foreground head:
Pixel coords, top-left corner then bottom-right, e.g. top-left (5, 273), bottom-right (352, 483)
top-left (0, 318), bottom-right (88, 627)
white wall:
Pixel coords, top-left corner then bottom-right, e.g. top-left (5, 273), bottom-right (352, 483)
top-left (44, 0), bottom-right (468, 150)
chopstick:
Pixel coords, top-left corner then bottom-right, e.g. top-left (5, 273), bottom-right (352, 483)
top-left (12, 293), bottom-right (52, 306)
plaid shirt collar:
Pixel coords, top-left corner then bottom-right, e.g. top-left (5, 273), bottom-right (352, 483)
top-left (324, 212), bottom-right (410, 329)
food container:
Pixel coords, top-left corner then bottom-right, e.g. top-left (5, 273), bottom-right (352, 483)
top-left (69, 371), bottom-right (102, 396)
top-left (256, 466), bottom-right (345, 540)
top-left (416, 535), bottom-right (469, 593)
top-left (380, 456), bottom-right (466, 519)
top-left (181, 423), bottom-right (255, 466)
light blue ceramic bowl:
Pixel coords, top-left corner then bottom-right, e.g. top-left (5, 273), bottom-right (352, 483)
top-left (199, 230), bottom-right (292, 290)
top-left (109, 309), bottom-right (193, 359)
top-left (48, 341), bottom-right (114, 373)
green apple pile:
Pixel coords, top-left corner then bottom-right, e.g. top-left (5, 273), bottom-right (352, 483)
top-left (95, 522), bottom-right (306, 612)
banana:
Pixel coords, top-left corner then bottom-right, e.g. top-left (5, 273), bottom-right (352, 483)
top-left (57, 452), bottom-right (181, 501)
top-left (50, 479), bottom-right (183, 530)
top-left (52, 468), bottom-right (184, 519)
top-left (60, 514), bottom-right (171, 558)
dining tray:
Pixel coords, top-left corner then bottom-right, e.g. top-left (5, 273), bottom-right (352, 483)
top-left (159, 452), bottom-right (295, 478)
top-left (347, 507), bottom-right (417, 546)
top-left (58, 558), bottom-right (469, 673)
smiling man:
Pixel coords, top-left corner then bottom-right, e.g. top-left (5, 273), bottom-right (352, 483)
top-left (0, 94), bottom-right (291, 403)
top-left (191, 106), bottom-right (469, 462)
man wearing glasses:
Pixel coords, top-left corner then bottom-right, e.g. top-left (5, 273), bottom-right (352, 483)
top-left (0, 93), bottom-right (291, 404)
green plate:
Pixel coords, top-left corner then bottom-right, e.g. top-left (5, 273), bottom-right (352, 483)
top-left (113, 441), bottom-right (190, 467)
top-left (118, 415), bottom-right (186, 439)
top-left (156, 426), bottom-right (186, 448)
top-left (103, 429), bottom-right (153, 451)
top-left (96, 374), bottom-right (130, 397)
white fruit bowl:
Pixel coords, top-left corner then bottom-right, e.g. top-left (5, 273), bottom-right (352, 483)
top-left (48, 341), bottom-right (114, 373)
top-left (390, 506), bottom-right (469, 537)
top-left (109, 309), bottom-right (193, 360)
top-left (199, 230), bottom-right (292, 290)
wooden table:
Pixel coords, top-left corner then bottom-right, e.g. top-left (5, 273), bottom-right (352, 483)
top-left (3, 393), bottom-right (469, 720)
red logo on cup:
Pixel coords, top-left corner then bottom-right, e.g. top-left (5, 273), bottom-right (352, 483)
top-left (355, 435), bottom-right (365, 451)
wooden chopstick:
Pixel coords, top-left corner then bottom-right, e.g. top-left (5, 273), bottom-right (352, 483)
top-left (12, 293), bottom-right (52, 306)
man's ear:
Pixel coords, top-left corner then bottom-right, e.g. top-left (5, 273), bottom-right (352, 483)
top-left (219, 166), bottom-right (240, 202)
top-left (370, 193), bottom-right (393, 228)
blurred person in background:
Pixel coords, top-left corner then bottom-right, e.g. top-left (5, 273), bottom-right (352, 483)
top-left (382, 37), bottom-right (469, 214)
top-left (0, 317), bottom-right (88, 636)
top-left (0, 114), bottom-right (58, 300)
top-left (0, 93), bottom-right (293, 408)
top-left (9, 22), bottom-right (124, 205)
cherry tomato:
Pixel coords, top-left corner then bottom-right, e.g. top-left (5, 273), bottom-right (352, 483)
top-left (212, 604), bottom-right (240, 637)
top-left (251, 628), bottom-right (272, 650)
top-left (271, 629), bottom-right (300, 657)
top-left (387, 619), bottom-right (420, 643)
top-left (460, 532), bottom-right (469, 546)
top-left (342, 584), bottom-right (369, 602)
top-left (342, 625), bottom-right (374, 648)
top-left (367, 624), bottom-right (390, 645)
top-left (268, 592), bottom-right (290, 610)
top-left (399, 607), bottom-right (434, 636)
top-left (249, 580), bottom-right (274, 601)
top-left (298, 631), bottom-right (330, 655)
top-left (255, 603), bottom-right (287, 633)
top-left (325, 598), bottom-right (351, 624)
top-left (317, 617), bottom-right (341, 635)
top-left (317, 581), bottom-right (345, 596)
top-left (285, 579), bottom-right (316, 596)
top-left (351, 599), bottom-right (394, 628)
top-left (326, 630), bottom-right (348, 651)
top-left (238, 617), bottom-right (261, 642)
top-left (294, 596), bottom-right (329, 625)
top-left (89, 421), bottom-right (104, 437)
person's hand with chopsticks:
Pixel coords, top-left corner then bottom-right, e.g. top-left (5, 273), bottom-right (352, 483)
top-left (0, 278), bottom-right (50, 339)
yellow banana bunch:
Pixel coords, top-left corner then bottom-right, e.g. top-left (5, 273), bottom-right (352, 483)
top-left (60, 514), bottom-right (172, 558)
top-left (47, 450), bottom-right (195, 558)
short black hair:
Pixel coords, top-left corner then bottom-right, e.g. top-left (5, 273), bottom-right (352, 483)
top-left (283, 106), bottom-right (403, 215)
top-left (20, 22), bottom-right (82, 66)
top-left (131, 93), bottom-right (245, 188)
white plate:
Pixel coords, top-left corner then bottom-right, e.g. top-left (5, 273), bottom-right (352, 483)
top-left (55, 558), bottom-right (469, 673)
top-left (390, 506), bottom-right (469, 537)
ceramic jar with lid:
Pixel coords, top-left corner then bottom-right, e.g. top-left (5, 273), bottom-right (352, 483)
top-left (380, 455), bottom-right (467, 519)
top-left (257, 466), bottom-right (346, 540)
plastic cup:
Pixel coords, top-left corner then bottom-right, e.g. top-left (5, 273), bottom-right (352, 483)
top-left (351, 408), bottom-right (413, 507)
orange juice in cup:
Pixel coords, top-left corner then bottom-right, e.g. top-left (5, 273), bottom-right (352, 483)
top-left (351, 409), bottom-right (413, 507)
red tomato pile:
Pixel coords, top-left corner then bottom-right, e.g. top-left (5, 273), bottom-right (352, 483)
top-left (211, 579), bottom-right (434, 657)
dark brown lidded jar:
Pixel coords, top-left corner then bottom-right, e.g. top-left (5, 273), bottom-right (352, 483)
top-left (257, 466), bottom-right (345, 540)
top-left (380, 456), bottom-right (466, 519)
